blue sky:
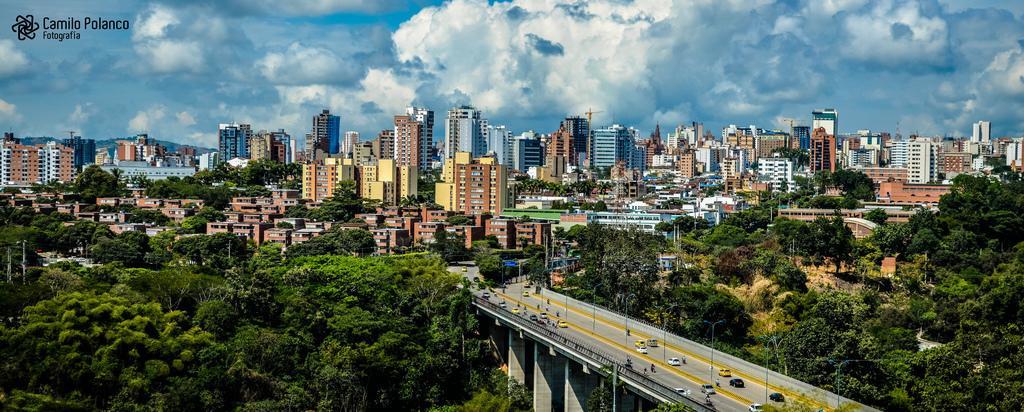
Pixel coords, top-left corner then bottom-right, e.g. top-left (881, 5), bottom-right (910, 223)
top-left (1, 0), bottom-right (1023, 148)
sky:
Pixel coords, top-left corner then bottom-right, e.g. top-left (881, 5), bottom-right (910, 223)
top-left (1, 0), bottom-right (1024, 149)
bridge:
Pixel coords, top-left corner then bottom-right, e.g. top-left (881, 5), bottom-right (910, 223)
top-left (457, 266), bottom-right (876, 412)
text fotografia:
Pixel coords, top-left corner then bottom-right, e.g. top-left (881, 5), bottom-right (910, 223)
top-left (40, 17), bottom-right (129, 41)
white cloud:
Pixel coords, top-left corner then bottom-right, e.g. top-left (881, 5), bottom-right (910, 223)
top-left (68, 103), bottom-right (97, 125)
top-left (0, 98), bottom-right (21, 122)
top-left (176, 111), bottom-right (196, 126)
top-left (0, 40), bottom-right (29, 78)
top-left (840, 1), bottom-right (952, 68)
top-left (258, 43), bottom-right (361, 85)
top-left (128, 106), bottom-right (167, 132)
top-left (133, 5), bottom-right (178, 41)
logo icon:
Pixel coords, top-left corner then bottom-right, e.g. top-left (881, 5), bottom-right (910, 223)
top-left (11, 15), bottom-right (39, 41)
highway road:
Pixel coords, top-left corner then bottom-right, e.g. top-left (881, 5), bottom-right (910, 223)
top-left (451, 265), bottom-right (867, 412)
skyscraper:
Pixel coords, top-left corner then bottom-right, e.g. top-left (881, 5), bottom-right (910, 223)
top-left (407, 106), bottom-right (434, 168)
top-left (394, 114), bottom-right (424, 169)
top-left (445, 106), bottom-right (488, 159)
top-left (219, 123), bottom-right (253, 161)
top-left (793, 125), bottom-right (811, 150)
top-left (487, 124), bottom-right (513, 165)
top-left (512, 132), bottom-right (544, 172)
top-left (306, 109), bottom-right (340, 161)
top-left (809, 127), bottom-right (836, 172)
top-left (342, 131), bottom-right (359, 158)
top-left (907, 139), bottom-right (938, 183)
top-left (812, 109), bottom-right (838, 136)
top-left (62, 135), bottom-right (96, 169)
top-left (435, 152), bottom-right (507, 215)
top-left (561, 116), bottom-right (589, 166)
top-left (373, 129), bottom-right (395, 161)
top-left (972, 121), bottom-right (991, 143)
top-left (590, 124), bottom-right (638, 169)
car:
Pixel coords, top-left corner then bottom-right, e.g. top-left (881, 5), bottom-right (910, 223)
top-left (667, 357), bottom-right (682, 366)
top-left (511, 307), bottom-right (520, 314)
top-left (635, 346), bottom-right (648, 354)
top-left (498, 301), bottom-right (507, 308)
top-left (461, 267), bottom-right (467, 272)
top-left (674, 388), bottom-right (691, 396)
top-left (768, 392), bottom-right (785, 402)
top-left (539, 312), bottom-right (548, 319)
top-left (748, 404), bottom-right (764, 412)
top-left (729, 378), bottom-right (745, 388)
top-left (646, 338), bottom-right (659, 347)
top-left (718, 368), bottom-right (732, 377)
top-left (522, 290), bottom-right (530, 297)
top-left (529, 314), bottom-right (538, 321)
top-left (481, 292), bottom-right (490, 299)
top-left (701, 384), bottom-right (716, 395)
top-left (633, 340), bottom-right (647, 349)
top-left (557, 320), bottom-right (568, 328)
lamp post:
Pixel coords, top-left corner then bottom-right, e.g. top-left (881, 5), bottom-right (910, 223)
top-left (703, 319), bottom-right (725, 383)
top-left (761, 335), bottom-right (779, 404)
top-left (590, 280), bottom-right (605, 332)
top-left (829, 359), bottom-right (852, 410)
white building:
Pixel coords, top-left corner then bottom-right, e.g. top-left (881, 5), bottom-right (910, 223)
top-left (101, 161), bottom-right (196, 180)
top-left (445, 106), bottom-right (488, 159)
top-left (1007, 139), bottom-right (1024, 169)
top-left (889, 139), bottom-right (909, 167)
top-left (487, 124), bottom-right (513, 165)
top-left (198, 152), bottom-right (218, 170)
top-left (907, 139), bottom-right (938, 183)
top-left (972, 121), bottom-right (991, 143)
top-left (342, 131), bottom-right (359, 158)
top-left (757, 157), bottom-right (795, 191)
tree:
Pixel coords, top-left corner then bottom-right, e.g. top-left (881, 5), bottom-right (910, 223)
top-left (308, 180), bottom-right (366, 222)
top-left (73, 165), bottom-right (124, 203)
top-left (808, 216), bottom-right (855, 275)
top-left (864, 208), bottom-right (889, 225)
top-left (285, 227), bottom-right (376, 258)
top-left (90, 231), bottom-right (151, 267)
top-left (179, 215), bottom-right (208, 233)
top-left (430, 230), bottom-right (470, 263)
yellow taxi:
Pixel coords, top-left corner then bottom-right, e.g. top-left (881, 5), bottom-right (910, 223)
top-left (634, 340), bottom-right (647, 349)
top-left (461, 267), bottom-right (467, 272)
top-left (522, 290), bottom-right (530, 297)
top-left (718, 369), bottom-right (732, 377)
top-left (512, 307), bottom-right (520, 314)
top-left (557, 320), bottom-right (568, 328)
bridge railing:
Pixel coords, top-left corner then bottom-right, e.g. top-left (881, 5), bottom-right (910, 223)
top-left (538, 288), bottom-right (870, 411)
top-left (474, 296), bottom-right (714, 411)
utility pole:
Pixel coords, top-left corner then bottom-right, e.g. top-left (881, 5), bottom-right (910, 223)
top-left (6, 246), bottom-right (11, 284)
top-left (21, 240), bottom-right (26, 284)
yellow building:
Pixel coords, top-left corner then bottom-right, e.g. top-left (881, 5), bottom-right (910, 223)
top-left (359, 158), bottom-right (417, 206)
top-left (436, 152), bottom-right (507, 215)
top-left (301, 157), bottom-right (356, 202)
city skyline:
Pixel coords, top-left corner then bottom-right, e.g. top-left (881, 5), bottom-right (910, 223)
top-left (2, 0), bottom-right (1024, 147)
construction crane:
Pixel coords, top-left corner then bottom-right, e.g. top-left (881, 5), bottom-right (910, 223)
top-left (779, 118), bottom-right (797, 148)
top-left (65, 130), bottom-right (76, 140)
top-left (585, 107), bottom-right (598, 130)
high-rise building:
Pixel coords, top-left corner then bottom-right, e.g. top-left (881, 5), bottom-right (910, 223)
top-left (972, 121), bottom-right (991, 143)
top-left (809, 127), bottom-right (836, 172)
top-left (342, 131), bottom-right (359, 158)
top-left (301, 157), bottom-right (357, 202)
top-left (889, 139), bottom-right (909, 167)
top-left (907, 139), bottom-right (938, 183)
top-left (95, 149), bottom-right (110, 165)
top-left (812, 109), bottom-right (838, 136)
top-left (373, 129), bottom-right (395, 161)
top-left (306, 109), bottom-right (340, 161)
top-left (407, 106), bottom-right (434, 168)
top-left (590, 124), bottom-right (640, 170)
top-left (219, 123), bottom-right (253, 161)
top-left (1, 136), bottom-right (75, 186)
top-left (678, 149), bottom-right (697, 178)
top-left (547, 125), bottom-right (574, 164)
top-left (62, 135), bottom-right (96, 169)
top-left (249, 130), bottom-right (288, 163)
top-left (793, 125), bottom-right (811, 150)
top-left (445, 106), bottom-right (488, 159)
top-left (393, 114), bottom-right (424, 169)
top-left (359, 158), bottom-right (417, 206)
top-left (512, 132), bottom-right (544, 172)
top-left (561, 116), bottom-right (589, 166)
top-left (758, 157), bottom-right (796, 191)
top-left (435, 152), bottom-right (507, 215)
top-left (487, 125), bottom-right (514, 166)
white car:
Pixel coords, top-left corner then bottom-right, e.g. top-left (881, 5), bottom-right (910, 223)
top-left (701, 384), bottom-right (716, 395)
top-left (635, 346), bottom-right (648, 354)
top-left (748, 404), bottom-right (764, 412)
top-left (498, 301), bottom-right (507, 308)
top-left (667, 357), bottom-right (682, 366)
top-left (674, 388), bottom-right (691, 396)
top-left (482, 292), bottom-right (490, 299)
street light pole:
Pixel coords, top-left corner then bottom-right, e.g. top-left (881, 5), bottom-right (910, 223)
top-left (761, 335), bottom-right (779, 404)
top-left (830, 359), bottom-right (852, 409)
top-left (703, 319), bottom-right (725, 383)
top-left (662, 303), bottom-right (679, 364)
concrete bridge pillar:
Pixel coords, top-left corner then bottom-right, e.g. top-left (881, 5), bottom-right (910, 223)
top-left (508, 329), bottom-right (528, 384)
top-left (490, 323), bottom-right (508, 368)
top-left (618, 389), bottom-right (638, 412)
top-left (565, 361), bottom-right (599, 412)
top-left (534, 343), bottom-right (566, 412)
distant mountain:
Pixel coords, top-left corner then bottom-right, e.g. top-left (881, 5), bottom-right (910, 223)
top-left (19, 136), bottom-right (216, 155)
